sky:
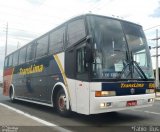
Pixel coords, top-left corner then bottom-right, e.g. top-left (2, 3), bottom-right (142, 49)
top-left (0, 0), bottom-right (160, 81)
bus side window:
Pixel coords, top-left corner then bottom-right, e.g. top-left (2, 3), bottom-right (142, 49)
top-left (67, 19), bottom-right (86, 48)
top-left (19, 47), bottom-right (26, 65)
top-left (4, 57), bottom-right (9, 68)
top-left (13, 51), bottom-right (19, 66)
top-left (77, 47), bottom-right (87, 73)
top-left (36, 35), bottom-right (48, 58)
top-left (76, 46), bottom-right (89, 80)
top-left (8, 54), bottom-right (13, 67)
top-left (49, 26), bottom-right (65, 54)
top-left (26, 43), bottom-right (36, 62)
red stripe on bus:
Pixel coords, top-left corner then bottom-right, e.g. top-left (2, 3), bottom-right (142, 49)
top-left (3, 68), bottom-right (14, 96)
top-left (3, 68), bottom-right (14, 76)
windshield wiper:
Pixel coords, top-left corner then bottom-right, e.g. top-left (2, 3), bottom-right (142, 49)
top-left (118, 60), bottom-right (147, 79)
top-left (130, 51), bottom-right (147, 79)
top-left (133, 60), bottom-right (147, 79)
top-left (118, 52), bottom-right (148, 80)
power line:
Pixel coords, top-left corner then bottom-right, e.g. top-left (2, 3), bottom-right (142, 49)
top-left (8, 35), bottom-right (33, 41)
top-left (144, 25), bottom-right (160, 31)
top-left (8, 27), bottom-right (41, 35)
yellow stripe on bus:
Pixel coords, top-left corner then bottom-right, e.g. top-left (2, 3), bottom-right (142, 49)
top-left (53, 55), bottom-right (70, 99)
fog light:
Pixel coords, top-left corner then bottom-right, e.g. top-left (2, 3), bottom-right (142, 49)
top-left (100, 102), bottom-right (112, 108)
top-left (100, 103), bottom-right (106, 108)
top-left (148, 98), bottom-right (154, 103)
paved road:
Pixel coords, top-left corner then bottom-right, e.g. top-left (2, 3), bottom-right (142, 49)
top-left (0, 88), bottom-right (160, 132)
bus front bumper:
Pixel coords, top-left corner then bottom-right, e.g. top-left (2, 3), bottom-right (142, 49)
top-left (90, 93), bottom-right (155, 114)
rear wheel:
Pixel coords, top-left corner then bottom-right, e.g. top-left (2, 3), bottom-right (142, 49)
top-left (55, 89), bottom-right (70, 116)
top-left (9, 88), bottom-right (15, 103)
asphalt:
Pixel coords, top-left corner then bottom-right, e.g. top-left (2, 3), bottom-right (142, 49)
top-left (0, 105), bottom-right (71, 132)
top-left (0, 104), bottom-right (44, 126)
top-left (0, 88), bottom-right (70, 132)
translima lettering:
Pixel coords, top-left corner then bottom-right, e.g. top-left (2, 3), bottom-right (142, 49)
top-left (19, 64), bottom-right (44, 75)
top-left (121, 83), bottom-right (144, 88)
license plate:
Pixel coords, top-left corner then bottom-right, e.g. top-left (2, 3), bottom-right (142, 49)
top-left (126, 100), bottom-right (137, 107)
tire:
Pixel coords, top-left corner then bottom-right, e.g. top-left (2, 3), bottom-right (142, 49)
top-left (9, 88), bottom-right (15, 103)
top-left (55, 89), bottom-right (70, 116)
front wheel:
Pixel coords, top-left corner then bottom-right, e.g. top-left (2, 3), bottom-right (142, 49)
top-left (9, 88), bottom-right (15, 103)
top-left (55, 89), bottom-right (70, 116)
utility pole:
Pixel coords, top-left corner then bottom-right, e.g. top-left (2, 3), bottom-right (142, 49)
top-left (5, 23), bottom-right (8, 57)
top-left (145, 25), bottom-right (160, 90)
top-left (156, 29), bottom-right (160, 89)
top-left (152, 29), bottom-right (160, 89)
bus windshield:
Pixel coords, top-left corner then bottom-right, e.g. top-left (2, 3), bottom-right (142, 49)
top-left (89, 15), bottom-right (154, 80)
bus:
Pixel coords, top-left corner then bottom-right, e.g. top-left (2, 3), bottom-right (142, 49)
top-left (3, 14), bottom-right (155, 116)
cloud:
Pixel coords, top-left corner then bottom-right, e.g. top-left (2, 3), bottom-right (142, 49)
top-left (9, 30), bottom-right (38, 40)
top-left (150, 7), bottom-right (160, 18)
top-left (150, 1), bottom-right (160, 18)
top-left (26, 0), bottom-right (46, 6)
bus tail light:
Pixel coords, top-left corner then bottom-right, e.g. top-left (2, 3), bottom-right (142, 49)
top-left (95, 91), bottom-right (116, 97)
top-left (146, 89), bottom-right (155, 94)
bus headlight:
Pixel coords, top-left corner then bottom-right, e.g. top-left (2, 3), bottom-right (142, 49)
top-left (146, 89), bottom-right (155, 94)
top-left (95, 91), bottom-right (116, 97)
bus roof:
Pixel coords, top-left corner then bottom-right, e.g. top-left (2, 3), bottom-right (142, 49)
top-left (5, 13), bottom-right (142, 58)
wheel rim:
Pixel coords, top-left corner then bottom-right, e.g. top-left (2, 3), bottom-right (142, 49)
top-left (10, 89), bottom-right (14, 100)
top-left (58, 94), bottom-right (66, 111)
top-left (11, 92), bottom-right (14, 100)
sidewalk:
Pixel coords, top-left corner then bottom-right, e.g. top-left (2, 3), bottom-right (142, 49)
top-left (0, 104), bottom-right (65, 132)
top-left (0, 104), bottom-right (45, 126)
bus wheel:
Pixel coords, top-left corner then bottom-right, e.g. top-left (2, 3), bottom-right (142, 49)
top-left (56, 89), bottom-right (70, 116)
top-left (9, 88), bottom-right (15, 103)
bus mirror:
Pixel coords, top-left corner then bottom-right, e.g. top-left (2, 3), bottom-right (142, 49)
top-left (149, 46), bottom-right (151, 50)
top-left (85, 45), bottom-right (93, 63)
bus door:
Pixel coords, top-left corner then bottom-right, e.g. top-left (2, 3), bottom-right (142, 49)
top-left (29, 56), bottom-right (50, 102)
top-left (24, 43), bottom-right (36, 99)
top-left (25, 56), bottom-right (35, 99)
top-left (29, 36), bottom-right (50, 103)
top-left (75, 44), bottom-right (90, 114)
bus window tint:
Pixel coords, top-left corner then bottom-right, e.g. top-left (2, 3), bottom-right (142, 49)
top-left (77, 47), bottom-right (87, 73)
top-left (26, 43), bottom-right (36, 61)
top-left (19, 47), bottom-right (26, 65)
top-left (49, 26), bottom-right (65, 53)
top-left (67, 19), bottom-right (86, 47)
top-left (36, 35), bottom-right (48, 58)
top-left (4, 57), bottom-right (9, 68)
top-left (13, 51), bottom-right (19, 66)
top-left (8, 55), bottom-right (13, 67)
